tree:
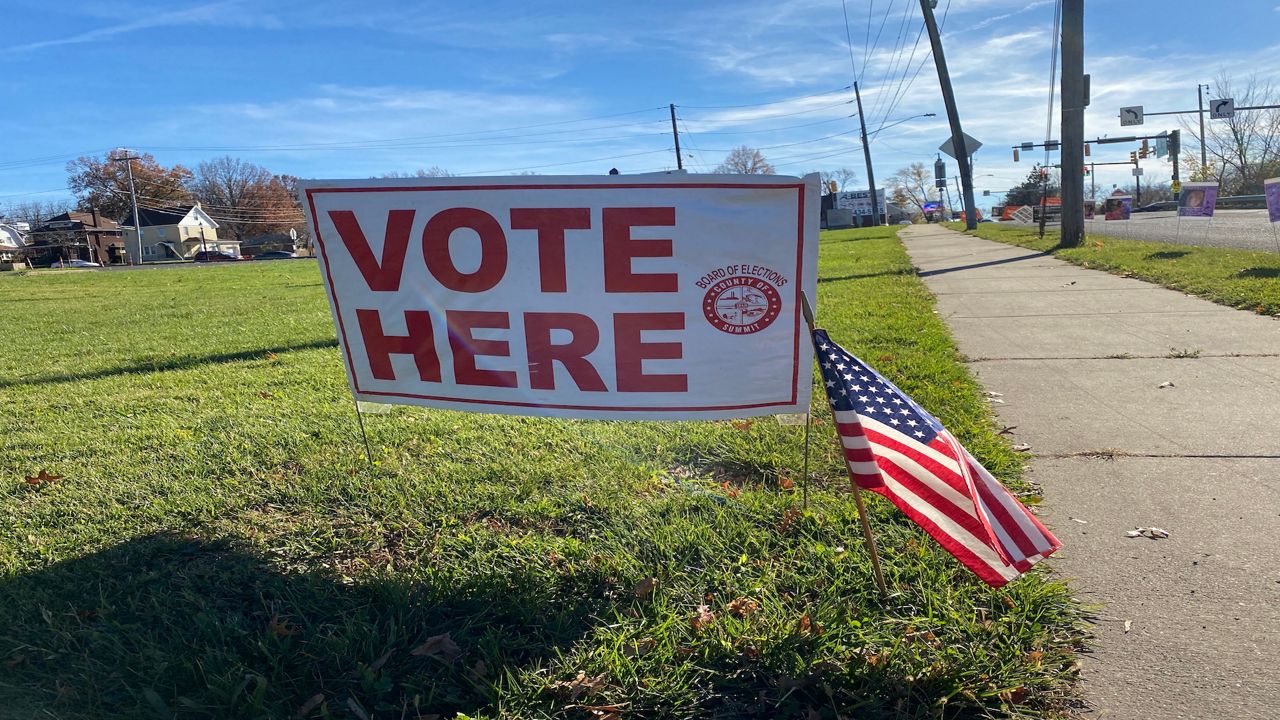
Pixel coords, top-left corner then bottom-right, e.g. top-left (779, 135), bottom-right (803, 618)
top-left (822, 167), bottom-right (858, 191)
top-left (1003, 167), bottom-right (1059, 206)
top-left (381, 166), bottom-right (456, 178)
top-left (189, 157), bottom-right (302, 241)
top-left (715, 146), bottom-right (775, 175)
top-left (884, 162), bottom-right (938, 215)
top-left (66, 149), bottom-right (191, 222)
top-left (0, 198), bottom-right (75, 227)
top-left (1180, 74), bottom-right (1280, 195)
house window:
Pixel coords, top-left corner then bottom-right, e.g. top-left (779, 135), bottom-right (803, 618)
top-left (157, 227), bottom-right (166, 239)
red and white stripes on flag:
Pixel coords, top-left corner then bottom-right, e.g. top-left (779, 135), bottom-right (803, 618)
top-left (836, 410), bottom-right (1060, 586)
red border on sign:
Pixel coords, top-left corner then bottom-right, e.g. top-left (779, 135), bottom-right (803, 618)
top-left (306, 182), bottom-right (808, 413)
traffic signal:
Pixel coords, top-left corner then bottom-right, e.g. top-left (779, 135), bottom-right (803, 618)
top-left (1083, 165), bottom-right (1091, 176)
top-left (1084, 143), bottom-right (1091, 157)
top-left (1013, 148), bottom-right (1020, 162)
top-left (1129, 151), bottom-right (1138, 164)
top-left (1139, 139), bottom-right (1150, 158)
top-left (827, 180), bottom-right (838, 194)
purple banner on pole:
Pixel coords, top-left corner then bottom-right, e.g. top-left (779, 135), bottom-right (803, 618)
top-left (1266, 177), bottom-right (1280, 224)
top-left (1177, 182), bottom-right (1219, 218)
top-left (1103, 195), bottom-right (1132, 221)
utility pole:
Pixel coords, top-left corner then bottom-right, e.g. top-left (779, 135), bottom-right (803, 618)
top-left (1059, 0), bottom-right (1085, 246)
top-left (853, 82), bottom-right (880, 226)
top-left (919, 0), bottom-right (977, 230)
top-left (1197, 84), bottom-right (1208, 172)
top-left (669, 104), bottom-right (683, 171)
top-left (111, 151), bottom-right (143, 265)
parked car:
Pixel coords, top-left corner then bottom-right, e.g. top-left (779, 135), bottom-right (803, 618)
top-left (252, 250), bottom-right (296, 260)
top-left (1133, 200), bottom-right (1177, 213)
top-left (192, 251), bottom-right (239, 262)
top-left (50, 258), bottom-right (102, 268)
top-left (897, 219), bottom-right (912, 225)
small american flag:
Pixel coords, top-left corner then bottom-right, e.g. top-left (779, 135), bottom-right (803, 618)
top-left (814, 329), bottom-right (1061, 587)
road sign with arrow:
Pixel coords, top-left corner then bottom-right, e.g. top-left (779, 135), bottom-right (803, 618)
top-left (1120, 106), bottom-right (1144, 126)
top-left (1210, 98), bottom-right (1234, 119)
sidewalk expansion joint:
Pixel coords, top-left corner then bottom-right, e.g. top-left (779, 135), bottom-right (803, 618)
top-left (964, 352), bottom-right (1280, 363)
top-left (1041, 450), bottom-right (1280, 460)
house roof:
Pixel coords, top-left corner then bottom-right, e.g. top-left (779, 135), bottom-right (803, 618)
top-left (132, 205), bottom-right (220, 229)
top-left (135, 206), bottom-right (193, 227)
top-left (39, 211), bottom-right (121, 231)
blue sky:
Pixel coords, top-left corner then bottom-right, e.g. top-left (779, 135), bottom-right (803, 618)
top-left (2, 0), bottom-right (1278, 212)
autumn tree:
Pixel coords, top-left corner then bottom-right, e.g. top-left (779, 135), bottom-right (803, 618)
top-left (189, 156), bottom-right (302, 241)
top-left (1002, 167), bottom-right (1060, 206)
top-left (1180, 74), bottom-right (1280, 194)
top-left (66, 149), bottom-right (191, 222)
top-left (884, 162), bottom-right (938, 215)
top-left (715, 146), bottom-right (775, 175)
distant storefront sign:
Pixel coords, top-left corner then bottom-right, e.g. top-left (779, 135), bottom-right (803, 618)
top-left (834, 189), bottom-right (887, 217)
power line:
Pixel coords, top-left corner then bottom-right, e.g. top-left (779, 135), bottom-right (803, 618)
top-left (678, 86), bottom-right (852, 110)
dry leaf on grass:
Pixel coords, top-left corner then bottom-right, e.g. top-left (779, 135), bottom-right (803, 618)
top-left (730, 419), bottom-right (754, 432)
top-left (777, 475), bottom-right (794, 490)
top-left (720, 481), bottom-right (740, 499)
top-left (549, 670), bottom-right (607, 701)
top-left (623, 638), bottom-right (657, 658)
top-left (776, 509), bottom-right (800, 534)
top-left (411, 633), bottom-right (463, 664)
top-left (726, 597), bottom-right (759, 618)
top-left (632, 577), bottom-right (657, 599)
top-left (691, 605), bottom-right (716, 630)
top-left (24, 470), bottom-right (62, 486)
top-left (796, 614), bottom-right (822, 635)
top-left (266, 616), bottom-right (297, 638)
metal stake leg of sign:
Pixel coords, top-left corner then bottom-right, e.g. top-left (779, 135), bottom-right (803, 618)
top-left (352, 399), bottom-right (374, 469)
top-left (800, 292), bottom-right (889, 598)
top-left (801, 410), bottom-right (812, 512)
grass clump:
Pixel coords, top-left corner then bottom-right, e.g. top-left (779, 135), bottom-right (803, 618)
top-left (0, 231), bottom-right (1083, 719)
top-left (953, 222), bottom-right (1280, 315)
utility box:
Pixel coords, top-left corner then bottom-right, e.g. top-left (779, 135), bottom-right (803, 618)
top-left (825, 208), bottom-right (854, 228)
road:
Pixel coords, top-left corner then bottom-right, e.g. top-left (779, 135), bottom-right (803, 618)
top-left (1085, 209), bottom-right (1279, 252)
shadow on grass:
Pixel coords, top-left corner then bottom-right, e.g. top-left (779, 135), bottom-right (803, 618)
top-left (0, 532), bottom-right (601, 719)
top-left (818, 268), bottom-right (916, 283)
top-left (0, 339), bottom-right (339, 390)
top-left (1146, 250), bottom-right (1193, 260)
top-left (1235, 267), bottom-right (1280, 279)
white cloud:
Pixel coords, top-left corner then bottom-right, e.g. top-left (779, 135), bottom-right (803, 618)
top-left (7, 1), bottom-right (281, 53)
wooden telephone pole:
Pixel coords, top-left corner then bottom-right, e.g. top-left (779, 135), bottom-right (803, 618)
top-left (919, 0), bottom-right (977, 231)
top-left (1059, 0), bottom-right (1086, 247)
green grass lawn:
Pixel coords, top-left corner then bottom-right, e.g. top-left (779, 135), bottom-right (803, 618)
top-left (0, 231), bottom-right (1083, 720)
top-left (953, 222), bottom-right (1280, 315)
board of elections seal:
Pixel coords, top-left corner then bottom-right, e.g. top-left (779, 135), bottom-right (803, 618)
top-left (702, 276), bottom-right (782, 335)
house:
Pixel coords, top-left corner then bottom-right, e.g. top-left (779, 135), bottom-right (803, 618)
top-left (0, 221), bottom-right (28, 267)
top-left (28, 210), bottom-right (127, 265)
top-left (122, 205), bottom-right (238, 260)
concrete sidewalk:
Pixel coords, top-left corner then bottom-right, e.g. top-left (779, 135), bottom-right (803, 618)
top-left (900, 224), bottom-right (1280, 719)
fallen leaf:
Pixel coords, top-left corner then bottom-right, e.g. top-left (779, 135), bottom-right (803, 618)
top-left (265, 351), bottom-right (279, 361)
top-left (691, 605), bottom-right (716, 631)
top-left (1070, 517), bottom-right (1088, 524)
top-left (1126, 527), bottom-right (1171, 539)
top-left (1124, 619), bottom-right (1132, 633)
top-left (267, 616), bottom-right (297, 638)
top-left (984, 391), bottom-right (1004, 398)
top-left (623, 638), bottom-right (657, 658)
top-left (548, 671), bottom-right (607, 701)
top-left (258, 391), bottom-right (274, 400)
top-left (368, 649), bottom-right (393, 672)
top-left (1157, 381), bottom-right (1175, 389)
top-left (730, 419), bottom-right (754, 432)
top-left (293, 692), bottom-right (325, 719)
top-left (632, 577), bottom-right (657, 599)
top-left (411, 633), bottom-right (463, 664)
top-left (1011, 443), bottom-right (1032, 452)
top-left (24, 470), bottom-right (62, 486)
top-left (345, 696), bottom-right (370, 720)
top-left (796, 614), bottom-right (822, 635)
top-left (1000, 596), bottom-right (1016, 610)
top-left (470, 659), bottom-right (488, 679)
top-left (726, 597), bottom-right (759, 618)
top-left (998, 425), bottom-right (1018, 435)
top-left (720, 480), bottom-right (740, 499)
top-left (776, 508), bottom-right (800, 534)
top-left (777, 475), bottom-right (794, 490)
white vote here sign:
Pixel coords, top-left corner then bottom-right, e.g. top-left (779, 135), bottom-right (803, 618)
top-left (301, 174), bottom-right (820, 420)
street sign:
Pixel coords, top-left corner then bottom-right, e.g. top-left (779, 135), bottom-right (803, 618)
top-left (1021, 142), bottom-right (1034, 150)
top-left (1210, 98), bottom-right (1234, 119)
top-left (1132, 168), bottom-right (1144, 177)
top-left (1120, 106), bottom-right (1144, 126)
top-left (935, 179), bottom-right (947, 189)
top-left (1172, 180), bottom-right (1182, 194)
top-left (1155, 132), bottom-right (1168, 158)
top-left (983, 190), bottom-right (991, 197)
top-left (939, 132), bottom-right (982, 160)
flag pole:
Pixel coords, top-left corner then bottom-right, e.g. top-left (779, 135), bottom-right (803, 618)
top-left (800, 292), bottom-right (890, 598)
